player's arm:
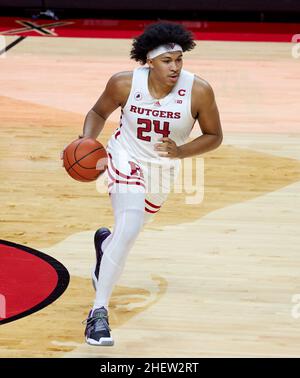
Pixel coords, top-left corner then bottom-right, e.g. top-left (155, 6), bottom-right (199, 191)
top-left (177, 77), bottom-right (223, 158)
top-left (81, 72), bottom-right (132, 139)
top-left (155, 77), bottom-right (222, 159)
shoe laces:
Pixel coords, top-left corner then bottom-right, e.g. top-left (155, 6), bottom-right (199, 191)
top-left (82, 309), bottom-right (111, 332)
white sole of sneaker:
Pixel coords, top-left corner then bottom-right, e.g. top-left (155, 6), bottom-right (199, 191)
top-left (86, 336), bottom-right (114, 346)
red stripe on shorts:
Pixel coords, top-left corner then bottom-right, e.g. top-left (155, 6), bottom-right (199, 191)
top-left (108, 180), bottom-right (146, 190)
top-left (107, 169), bottom-right (146, 190)
top-left (145, 207), bottom-right (160, 214)
top-left (145, 199), bottom-right (161, 209)
top-left (107, 166), bottom-right (145, 186)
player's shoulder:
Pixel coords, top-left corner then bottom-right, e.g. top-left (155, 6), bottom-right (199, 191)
top-left (108, 71), bottom-right (133, 88)
top-left (191, 75), bottom-right (215, 107)
top-left (104, 71), bottom-right (133, 102)
top-left (192, 75), bottom-right (214, 97)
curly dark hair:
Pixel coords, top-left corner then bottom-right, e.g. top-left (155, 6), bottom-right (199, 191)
top-left (130, 22), bottom-right (196, 65)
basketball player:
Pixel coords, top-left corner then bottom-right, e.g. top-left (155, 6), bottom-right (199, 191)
top-left (78, 22), bottom-right (222, 346)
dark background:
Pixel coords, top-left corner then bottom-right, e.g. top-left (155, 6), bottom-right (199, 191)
top-left (0, 0), bottom-right (300, 22)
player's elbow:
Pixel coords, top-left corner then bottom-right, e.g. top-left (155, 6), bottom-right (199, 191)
top-left (216, 132), bottom-right (223, 147)
top-left (213, 131), bottom-right (223, 149)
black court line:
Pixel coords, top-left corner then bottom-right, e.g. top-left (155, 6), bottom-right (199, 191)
top-left (0, 35), bottom-right (26, 56)
top-left (21, 21), bottom-right (53, 35)
top-left (3, 21), bottom-right (74, 35)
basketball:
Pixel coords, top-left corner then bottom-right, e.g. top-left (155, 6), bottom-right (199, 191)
top-left (63, 138), bottom-right (108, 182)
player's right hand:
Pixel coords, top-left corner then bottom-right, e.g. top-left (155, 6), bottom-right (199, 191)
top-left (60, 135), bottom-right (84, 167)
top-left (60, 147), bottom-right (66, 167)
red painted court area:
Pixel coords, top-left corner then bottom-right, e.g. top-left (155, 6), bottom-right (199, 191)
top-left (0, 17), bottom-right (299, 41)
top-left (0, 241), bottom-right (69, 324)
top-left (0, 243), bottom-right (58, 322)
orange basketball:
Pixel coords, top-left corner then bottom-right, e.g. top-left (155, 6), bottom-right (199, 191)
top-left (63, 138), bottom-right (108, 182)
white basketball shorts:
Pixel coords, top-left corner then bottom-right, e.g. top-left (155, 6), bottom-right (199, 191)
top-left (105, 140), bottom-right (180, 219)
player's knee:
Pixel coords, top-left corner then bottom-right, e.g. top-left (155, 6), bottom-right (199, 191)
top-left (119, 210), bottom-right (144, 245)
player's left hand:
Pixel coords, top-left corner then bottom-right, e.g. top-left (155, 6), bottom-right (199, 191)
top-left (154, 137), bottom-right (180, 158)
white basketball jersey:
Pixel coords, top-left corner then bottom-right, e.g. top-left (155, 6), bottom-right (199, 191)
top-left (108, 66), bottom-right (195, 166)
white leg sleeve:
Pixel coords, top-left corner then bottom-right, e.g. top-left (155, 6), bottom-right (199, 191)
top-left (93, 192), bottom-right (145, 309)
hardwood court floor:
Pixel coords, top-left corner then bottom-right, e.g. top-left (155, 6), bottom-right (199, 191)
top-left (0, 36), bottom-right (300, 357)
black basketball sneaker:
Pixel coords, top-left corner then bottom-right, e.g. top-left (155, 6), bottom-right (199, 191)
top-left (83, 306), bottom-right (114, 346)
